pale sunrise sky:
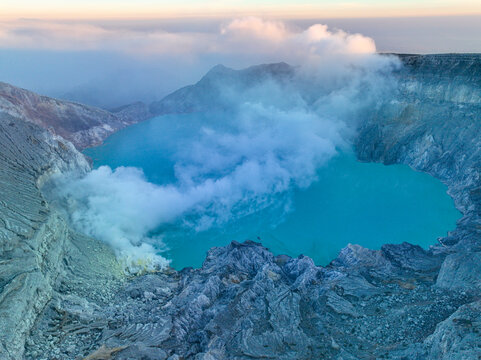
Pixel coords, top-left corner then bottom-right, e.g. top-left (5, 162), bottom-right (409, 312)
top-left (2, 0), bottom-right (481, 19)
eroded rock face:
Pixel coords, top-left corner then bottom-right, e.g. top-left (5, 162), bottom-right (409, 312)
top-left (436, 252), bottom-right (481, 291)
top-left (2, 55), bottom-right (481, 359)
top-left (0, 82), bottom-right (152, 149)
top-left (357, 54), bottom-right (481, 246)
top-left (23, 240), bottom-right (475, 360)
top-left (354, 53), bottom-right (481, 358)
top-left (0, 113), bottom-right (124, 359)
top-left (423, 300), bottom-right (481, 360)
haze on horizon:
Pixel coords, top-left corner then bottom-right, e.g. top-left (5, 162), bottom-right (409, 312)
top-left (1, 0), bottom-right (480, 108)
top-left (2, 0), bottom-right (481, 19)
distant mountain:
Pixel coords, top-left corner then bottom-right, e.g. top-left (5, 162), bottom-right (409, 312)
top-left (0, 62), bottom-right (303, 151)
top-left (149, 62), bottom-right (295, 115)
top-left (0, 82), bottom-right (152, 149)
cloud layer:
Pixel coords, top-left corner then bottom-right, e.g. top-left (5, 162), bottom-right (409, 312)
top-left (0, 17), bottom-right (377, 57)
top-left (0, 18), bottom-right (381, 107)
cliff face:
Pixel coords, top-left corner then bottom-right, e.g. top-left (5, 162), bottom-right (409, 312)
top-left (0, 82), bottom-right (152, 149)
top-left (358, 54), bottom-right (481, 249)
top-left (2, 55), bottom-right (481, 360)
top-left (0, 112), bottom-right (84, 357)
top-left (0, 84), bottom-right (155, 359)
top-left (0, 112), bottom-right (124, 359)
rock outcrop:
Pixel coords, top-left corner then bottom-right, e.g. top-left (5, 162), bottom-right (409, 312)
top-left (22, 240), bottom-right (476, 360)
top-left (2, 55), bottom-right (481, 359)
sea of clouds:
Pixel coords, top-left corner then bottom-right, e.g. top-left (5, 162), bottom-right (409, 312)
top-left (46, 18), bottom-right (400, 272)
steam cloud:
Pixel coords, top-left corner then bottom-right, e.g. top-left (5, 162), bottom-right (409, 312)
top-left (0, 17), bottom-right (375, 55)
top-left (47, 19), bottom-right (400, 271)
top-left (2, 17), bottom-right (383, 107)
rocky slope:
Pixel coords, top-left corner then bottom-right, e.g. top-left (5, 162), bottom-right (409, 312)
top-left (1, 55), bottom-right (481, 359)
top-left (0, 82), bottom-right (152, 149)
top-left (149, 62), bottom-right (295, 115)
top-left (26, 240), bottom-right (476, 360)
top-left (0, 112), bottom-right (125, 359)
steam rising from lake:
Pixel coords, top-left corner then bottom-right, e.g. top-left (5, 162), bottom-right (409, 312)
top-left (49, 21), bottom-right (400, 271)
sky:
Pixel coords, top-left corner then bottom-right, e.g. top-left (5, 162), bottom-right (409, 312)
top-left (0, 1), bottom-right (480, 107)
top-left (2, 0), bottom-right (481, 18)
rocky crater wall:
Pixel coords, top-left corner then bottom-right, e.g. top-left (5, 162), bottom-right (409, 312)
top-left (1, 54), bottom-right (481, 359)
top-left (0, 113), bottom-right (124, 359)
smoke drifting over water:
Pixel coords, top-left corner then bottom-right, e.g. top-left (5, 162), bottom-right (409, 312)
top-left (49, 20), bottom-right (400, 271)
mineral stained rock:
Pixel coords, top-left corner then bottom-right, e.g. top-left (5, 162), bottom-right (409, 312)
top-left (1, 54), bottom-right (481, 360)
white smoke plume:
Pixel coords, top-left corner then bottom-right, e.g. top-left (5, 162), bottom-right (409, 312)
top-left (1, 17), bottom-right (387, 107)
top-left (47, 19), bottom-right (400, 272)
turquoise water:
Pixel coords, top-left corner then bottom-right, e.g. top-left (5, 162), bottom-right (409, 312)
top-left (85, 114), bottom-right (460, 269)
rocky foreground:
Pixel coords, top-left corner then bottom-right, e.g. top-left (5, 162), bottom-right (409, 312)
top-left (1, 54), bottom-right (481, 359)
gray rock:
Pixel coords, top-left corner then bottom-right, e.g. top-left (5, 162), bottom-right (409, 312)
top-left (423, 300), bottom-right (481, 359)
top-left (115, 343), bottom-right (168, 360)
top-left (436, 252), bottom-right (481, 291)
top-left (0, 112), bottom-right (124, 359)
top-left (3, 54), bottom-right (481, 359)
top-left (0, 81), bottom-right (152, 149)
